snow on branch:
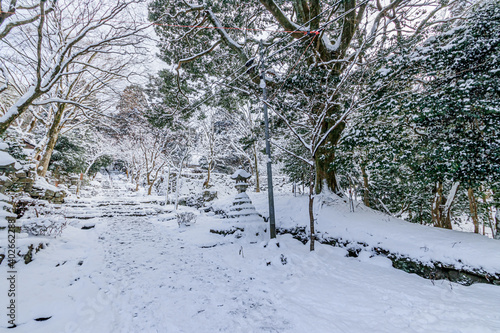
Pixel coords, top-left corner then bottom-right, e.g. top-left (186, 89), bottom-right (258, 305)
top-left (32, 98), bottom-right (94, 110)
top-left (366, 0), bottom-right (404, 47)
top-left (0, 62), bottom-right (9, 93)
top-left (177, 40), bottom-right (222, 69)
top-left (205, 10), bottom-right (244, 53)
top-left (414, 0), bottom-right (463, 35)
top-left (265, 101), bottom-right (312, 152)
top-left (258, 0), bottom-right (304, 34)
top-left (0, 0), bottom-right (55, 41)
top-left (272, 140), bottom-right (314, 166)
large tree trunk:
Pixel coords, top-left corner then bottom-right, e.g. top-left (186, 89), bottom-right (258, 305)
top-left (314, 117), bottom-right (345, 195)
top-left (37, 103), bottom-right (66, 177)
top-left (147, 163), bottom-right (164, 196)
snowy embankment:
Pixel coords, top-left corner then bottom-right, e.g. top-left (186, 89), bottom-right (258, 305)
top-left (1, 190), bottom-right (499, 333)
top-left (238, 192), bottom-right (500, 285)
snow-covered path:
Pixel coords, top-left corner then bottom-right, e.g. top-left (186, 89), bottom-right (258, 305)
top-left (3, 191), bottom-right (500, 332)
top-left (98, 215), bottom-right (292, 333)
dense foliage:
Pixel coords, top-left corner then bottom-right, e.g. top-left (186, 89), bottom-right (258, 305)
top-left (338, 0), bottom-right (500, 228)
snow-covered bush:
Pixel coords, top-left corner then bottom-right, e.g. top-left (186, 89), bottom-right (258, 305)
top-left (22, 218), bottom-right (67, 237)
top-left (176, 212), bottom-right (196, 227)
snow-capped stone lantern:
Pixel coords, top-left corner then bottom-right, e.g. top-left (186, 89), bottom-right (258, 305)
top-left (227, 167), bottom-right (266, 241)
top-left (231, 167), bottom-right (252, 193)
top-left (227, 167), bottom-right (260, 221)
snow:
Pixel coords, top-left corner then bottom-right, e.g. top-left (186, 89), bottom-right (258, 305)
top-left (32, 177), bottom-right (64, 192)
top-left (249, 193), bottom-right (500, 275)
top-left (377, 67), bottom-right (391, 76)
top-left (207, 10), bottom-right (243, 50)
top-left (235, 192), bottom-right (251, 200)
top-left (0, 85), bottom-right (36, 124)
top-left (1, 181), bottom-right (500, 332)
top-left (231, 169), bottom-right (252, 180)
top-left (322, 34), bottom-right (340, 52)
top-left (0, 151), bottom-right (16, 167)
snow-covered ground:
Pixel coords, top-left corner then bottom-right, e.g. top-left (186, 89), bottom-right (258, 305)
top-left (1, 181), bottom-right (500, 332)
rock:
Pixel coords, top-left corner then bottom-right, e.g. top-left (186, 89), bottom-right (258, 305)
top-left (17, 177), bottom-right (34, 184)
top-left (0, 178), bottom-right (13, 188)
top-left (30, 190), bottom-right (42, 198)
top-left (15, 171), bottom-right (27, 178)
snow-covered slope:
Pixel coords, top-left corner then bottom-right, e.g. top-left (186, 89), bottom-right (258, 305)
top-left (248, 192), bottom-right (500, 279)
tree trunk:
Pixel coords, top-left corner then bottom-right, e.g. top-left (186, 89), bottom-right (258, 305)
top-left (203, 160), bottom-right (212, 188)
top-left (314, 118), bottom-right (345, 195)
top-left (431, 181), bottom-right (445, 228)
top-left (361, 164), bottom-right (370, 207)
top-left (175, 171), bottom-right (182, 210)
top-left (468, 187), bottom-right (479, 234)
top-left (146, 170), bottom-right (152, 195)
top-left (487, 205), bottom-right (495, 238)
top-left (442, 182), bottom-right (460, 230)
top-left (76, 173), bottom-right (83, 196)
top-left (134, 172), bottom-right (140, 191)
top-left (309, 166), bottom-right (315, 252)
top-left (495, 209), bottom-right (500, 240)
top-left (165, 167), bottom-right (170, 205)
top-left (37, 103), bottom-right (66, 177)
top-left (84, 154), bottom-right (103, 176)
top-left (28, 118), bottom-right (37, 133)
top-left (253, 144), bottom-right (260, 192)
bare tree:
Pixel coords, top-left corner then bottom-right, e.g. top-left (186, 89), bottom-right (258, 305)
top-left (0, 0), bottom-right (147, 135)
top-left (32, 53), bottom-right (135, 177)
top-left (228, 102), bottom-right (263, 193)
top-left (197, 108), bottom-right (235, 188)
top-left (0, 0), bottom-right (57, 93)
top-left (0, 0), bottom-right (55, 40)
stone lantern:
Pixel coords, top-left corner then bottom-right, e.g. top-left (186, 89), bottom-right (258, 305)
top-left (230, 168), bottom-right (251, 193)
top-left (227, 167), bottom-right (260, 220)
